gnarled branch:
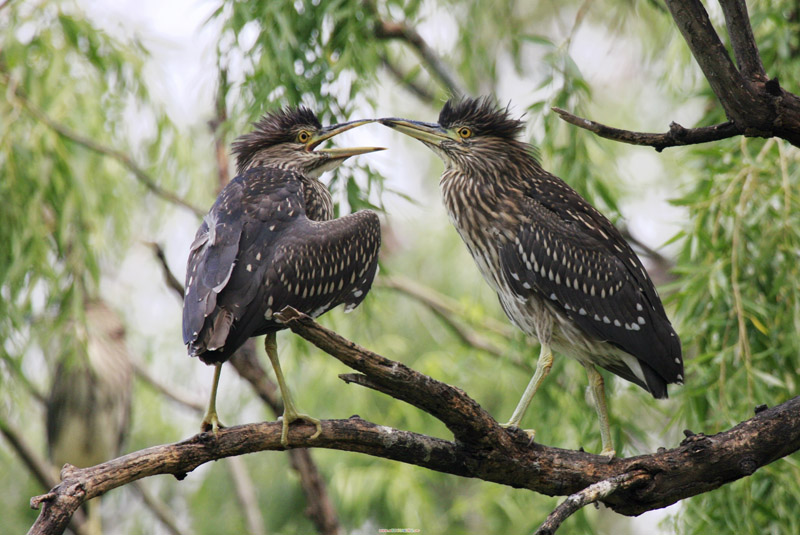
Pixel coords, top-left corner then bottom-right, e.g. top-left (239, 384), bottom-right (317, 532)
top-left (555, 0), bottom-right (800, 149)
top-left (27, 311), bottom-right (800, 535)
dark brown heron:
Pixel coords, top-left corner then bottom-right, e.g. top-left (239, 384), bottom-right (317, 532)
top-left (183, 107), bottom-right (382, 445)
top-left (47, 299), bottom-right (133, 534)
top-left (380, 97), bottom-right (682, 456)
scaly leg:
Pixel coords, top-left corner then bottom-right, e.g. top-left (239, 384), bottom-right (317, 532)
top-left (583, 364), bottom-right (616, 457)
top-left (265, 332), bottom-right (322, 447)
top-left (502, 342), bottom-right (553, 437)
top-left (201, 362), bottom-right (225, 433)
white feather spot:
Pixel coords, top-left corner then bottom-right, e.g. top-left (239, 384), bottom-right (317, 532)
top-left (549, 293), bottom-right (557, 300)
top-left (246, 264), bottom-right (252, 272)
top-left (637, 316), bottom-right (646, 325)
top-left (613, 319), bottom-right (621, 327)
top-left (636, 303), bottom-right (643, 312)
top-left (353, 290), bottom-right (363, 298)
top-left (264, 308), bottom-right (273, 319)
top-left (602, 316), bottom-right (611, 324)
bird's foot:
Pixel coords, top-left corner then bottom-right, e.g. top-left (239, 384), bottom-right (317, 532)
top-left (599, 447), bottom-right (616, 458)
top-left (279, 411), bottom-right (322, 447)
top-left (201, 410), bottom-right (225, 434)
top-left (500, 422), bottom-right (536, 443)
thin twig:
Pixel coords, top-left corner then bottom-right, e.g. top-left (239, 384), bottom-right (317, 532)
top-left (534, 471), bottom-right (649, 535)
top-left (363, 0), bottom-right (463, 98)
top-left (4, 80), bottom-right (204, 217)
top-left (0, 417), bottom-right (90, 535)
top-left (0, 417), bottom-right (58, 493)
top-left (226, 457), bottom-right (267, 535)
top-left (131, 482), bottom-right (189, 535)
top-left (147, 242), bottom-right (186, 299)
top-left (552, 107), bottom-right (743, 151)
top-left (228, 342), bottom-right (342, 535)
top-left (378, 275), bottom-right (513, 338)
top-left (132, 360), bottom-right (205, 413)
top-left (380, 55), bottom-right (436, 104)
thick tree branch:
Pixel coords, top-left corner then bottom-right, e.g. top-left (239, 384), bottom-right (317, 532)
top-left (719, 0), bottom-right (767, 80)
top-left (274, 307), bottom-right (511, 448)
top-left (556, 0), bottom-right (800, 149)
top-left (552, 107), bottom-right (742, 151)
top-left (665, 0), bottom-right (752, 121)
top-left (26, 314), bottom-right (800, 534)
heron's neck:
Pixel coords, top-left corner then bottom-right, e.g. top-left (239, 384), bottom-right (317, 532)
top-left (301, 176), bottom-right (334, 221)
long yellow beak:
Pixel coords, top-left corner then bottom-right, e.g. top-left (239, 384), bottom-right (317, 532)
top-left (378, 118), bottom-right (454, 146)
top-left (310, 119), bottom-right (385, 158)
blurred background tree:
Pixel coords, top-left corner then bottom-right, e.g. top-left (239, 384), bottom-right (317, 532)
top-left (2, 0), bottom-right (798, 534)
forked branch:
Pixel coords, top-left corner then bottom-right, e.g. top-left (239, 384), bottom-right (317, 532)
top-left (27, 311), bottom-right (800, 535)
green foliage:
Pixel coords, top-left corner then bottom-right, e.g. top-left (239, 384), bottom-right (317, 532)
top-left (2, 0), bottom-right (800, 534)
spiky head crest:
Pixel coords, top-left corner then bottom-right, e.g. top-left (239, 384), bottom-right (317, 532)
top-left (232, 107), bottom-right (322, 173)
top-left (438, 97), bottom-right (524, 140)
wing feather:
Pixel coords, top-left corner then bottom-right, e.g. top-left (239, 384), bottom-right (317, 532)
top-left (499, 182), bottom-right (682, 393)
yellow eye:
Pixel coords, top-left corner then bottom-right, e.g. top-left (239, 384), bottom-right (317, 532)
top-left (297, 130), bottom-right (312, 143)
top-left (457, 127), bottom-right (473, 139)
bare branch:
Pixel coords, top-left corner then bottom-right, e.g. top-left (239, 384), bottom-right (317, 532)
top-left (662, 0), bottom-right (800, 146)
top-left (147, 242), bottom-right (186, 299)
top-left (551, 107), bottom-right (742, 151)
top-left (362, 0), bottom-right (463, 98)
top-left (132, 360), bottom-right (205, 413)
top-left (0, 417), bottom-right (58, 494)
top-left (228, 342), bottom-right (342, 534)
top-left (131, 482), bottom-right (188, 535)
top-left (380, 55), bottom-right (436, 104)
top-left (664, 0), bottom-right (751, 121)
top-left (226, 457), bottom-right (266, 535)
top-left (558, 1), bottom-right (800, 148)
top-left (719, 0), bottom-right (767, 80)
top-left (25, 316), bottom-right (800, 534)
top-left (376, 275), bottom-right (525, 366)
top-left (534, 471), bottom-right (649, 535)
top-left (274, 307), bottom-right (510, 447)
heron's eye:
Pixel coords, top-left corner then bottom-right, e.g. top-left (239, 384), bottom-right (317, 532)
top-left (457, 127), bottom-right (473, 139)
top-left (297, 130), bottom-right (312, 143)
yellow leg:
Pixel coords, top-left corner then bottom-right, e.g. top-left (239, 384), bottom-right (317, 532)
top-left (265, 332), bottom-right (322, 447)
top-left (502, 343), bottom-right (553, 436)
top-left (584, 364), bottom-right (616, 457)
top-left (201, 363), bottom-right (225, 433)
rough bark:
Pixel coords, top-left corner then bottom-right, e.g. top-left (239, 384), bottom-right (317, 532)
top-left (28, 310), bottom-right (800, 535)
top-left (557, 0), bottom-right (800, 149)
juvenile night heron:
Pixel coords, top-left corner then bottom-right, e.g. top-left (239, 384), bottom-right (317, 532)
top-left (183, 107), bottom-right (382, 445)
top-left (47, 299), bottom-right (133, 535)
top-left (381, 97), bottom-right (682, 456)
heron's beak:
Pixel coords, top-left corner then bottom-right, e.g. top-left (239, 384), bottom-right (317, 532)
top-left (378, 118), bottom-right (453, 146)
top-left (309, 119), bottom-right (385, 158)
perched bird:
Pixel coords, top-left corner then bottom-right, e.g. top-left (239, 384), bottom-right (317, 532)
top-left (183, 107), bottom-right (382, 445)
top-left (47, 299), bottom-right (133, 535)
top-left (380, 97), bottom-right (682, 456)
